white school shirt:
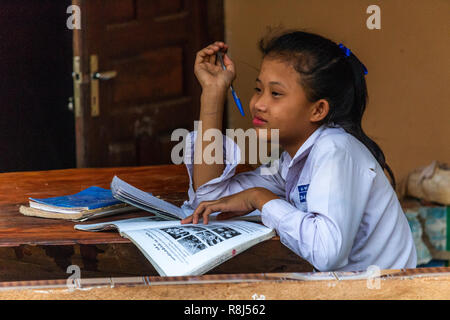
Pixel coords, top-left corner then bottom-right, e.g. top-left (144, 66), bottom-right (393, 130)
top-left (182, 125), bottom-right (417, 272)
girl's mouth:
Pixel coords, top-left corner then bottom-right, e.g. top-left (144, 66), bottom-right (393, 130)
top-left (252, 116), bottom-right (267, 126)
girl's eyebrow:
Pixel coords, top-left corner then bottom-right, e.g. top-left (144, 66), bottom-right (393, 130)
top-left (255, 78), bottom-right (286, 88)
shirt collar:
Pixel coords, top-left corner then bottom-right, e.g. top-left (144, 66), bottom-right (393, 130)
top-left (285, 124), bottom-right (327, 168)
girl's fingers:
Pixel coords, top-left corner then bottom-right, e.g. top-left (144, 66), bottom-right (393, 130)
top-left (181, 193), bottom-right (238, 225)
top-left (222, 53), bottom-right (235, 73)
top-left (202, 204), bottom-right (221, 225)
top-left (195, 50), bottom-right (209, 65)
top-left (192, 202), bottom-right (207, 224)
top-left (202, 207), bottom-right (212, 225)
top-left (210, 53), bottom-right (217, 66)
top-left (212, 41), bottom-right (226, 51)
top-left (195, 47), bottom-right (214, 65)
top-left (182, 203), bottom-right (202, 225)
top-left (205, 44), bottom-right (220, 56)
top-left (192, 200), bottom-right (215, 224)
top-left (182, 201), bottom-right (224, 225)
top-left (180, 215), bottom-right (193, 224)
top-left (195, 42), bottom-right (228, 66)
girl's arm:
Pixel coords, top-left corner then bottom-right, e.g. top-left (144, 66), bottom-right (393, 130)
top-left (261, 144), bottom-right (379, 271)
top-left (192, 42), bottom-right (235, 191)
top-left (182, 136), bottom-right (286, 217)
top-left (183, 42), bottom-right (285, 217)
top-left (181, 186), bottom-right (279, 225)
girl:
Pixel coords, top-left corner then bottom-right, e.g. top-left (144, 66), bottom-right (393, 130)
top-left (180, 30), bottom-right (416, 272)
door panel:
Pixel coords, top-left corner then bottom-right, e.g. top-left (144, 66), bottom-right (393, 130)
top-left (111, 47), bottom-right (184, 104)
top-left (73, 0), bottom-right (224, 167)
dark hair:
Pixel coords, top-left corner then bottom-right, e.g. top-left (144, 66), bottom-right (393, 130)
top-left (258, 29), bottom-right (396, 189)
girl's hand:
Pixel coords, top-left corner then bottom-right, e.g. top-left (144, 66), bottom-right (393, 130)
top-left (194, 41), bottom-right (236, 91)
top-left (180, 188), bottom-right (278, 225)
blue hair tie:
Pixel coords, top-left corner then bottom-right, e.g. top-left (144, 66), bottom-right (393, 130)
top-left (338, 43), bottom-right (351, 57)
top-left (338, 43), bottom-right (368, 75)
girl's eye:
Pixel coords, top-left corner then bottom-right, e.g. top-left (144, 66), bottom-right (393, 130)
top-left (271, 91), bottom-right (282, 97)
top-left (254, 87), bottom-right (262, 93)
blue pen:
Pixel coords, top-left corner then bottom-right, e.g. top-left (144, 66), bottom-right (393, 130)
top-left (217, 52), bottom-right (245, 116)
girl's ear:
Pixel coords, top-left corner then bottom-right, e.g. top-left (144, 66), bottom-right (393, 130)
top-left (310, 99), bottom-right (329, 123)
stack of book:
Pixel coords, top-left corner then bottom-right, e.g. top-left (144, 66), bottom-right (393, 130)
top-left (19, 186), bottom-right (135, 221)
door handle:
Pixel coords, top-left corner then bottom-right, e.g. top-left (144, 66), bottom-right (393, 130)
top-left (90, 55), bottom-right (118, 117)
top-left (92, 70), bottom-right (117, 80)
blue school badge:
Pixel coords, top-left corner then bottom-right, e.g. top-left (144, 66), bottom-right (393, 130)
top-left (298, 184), bottom-right (309, 203)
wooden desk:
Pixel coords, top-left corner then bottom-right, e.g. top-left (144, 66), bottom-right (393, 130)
top-left (1, 267), bottom-right (450, 300)
top-left (0, 165), bottom-right (312, 281)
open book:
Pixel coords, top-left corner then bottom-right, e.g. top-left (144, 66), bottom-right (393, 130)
top-left (74, 176), bottom-right (274, 276)
top-left (110, 175), bottom-right (262, 222)
top-left (75, 216), bottom-right (275, 276)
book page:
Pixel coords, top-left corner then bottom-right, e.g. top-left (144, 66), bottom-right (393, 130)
top-left (29, 202), bottom-right (84, 214)
top-left (74, 216), bottom-right (179, 233)
top-left (79, 206), bottom-right (137, 221)
top-left (180, 204), bottom-right (262, 222)
top-left (113, 193), bottom-right (180, 220)
top-left (111, 176), bottom-right (185, 219)
top-left (122, 220), bottom-right (275, 276)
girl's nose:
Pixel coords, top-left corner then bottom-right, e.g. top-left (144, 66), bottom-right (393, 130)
top-left (253, 94), bottom-right (268, 112)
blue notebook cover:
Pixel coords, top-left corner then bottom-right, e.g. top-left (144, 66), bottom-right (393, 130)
top-left (29, 186), bottom-right (121, 210)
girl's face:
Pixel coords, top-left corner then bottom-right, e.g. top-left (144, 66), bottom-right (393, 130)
top-left (249, 57), bottom-right (319, 156)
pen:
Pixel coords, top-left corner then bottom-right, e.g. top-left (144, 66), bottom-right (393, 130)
top-left (217, 52), bottom-right (245, 116)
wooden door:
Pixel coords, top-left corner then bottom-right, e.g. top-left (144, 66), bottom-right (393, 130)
top-left (72, 0), bottom-right (224, 167)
